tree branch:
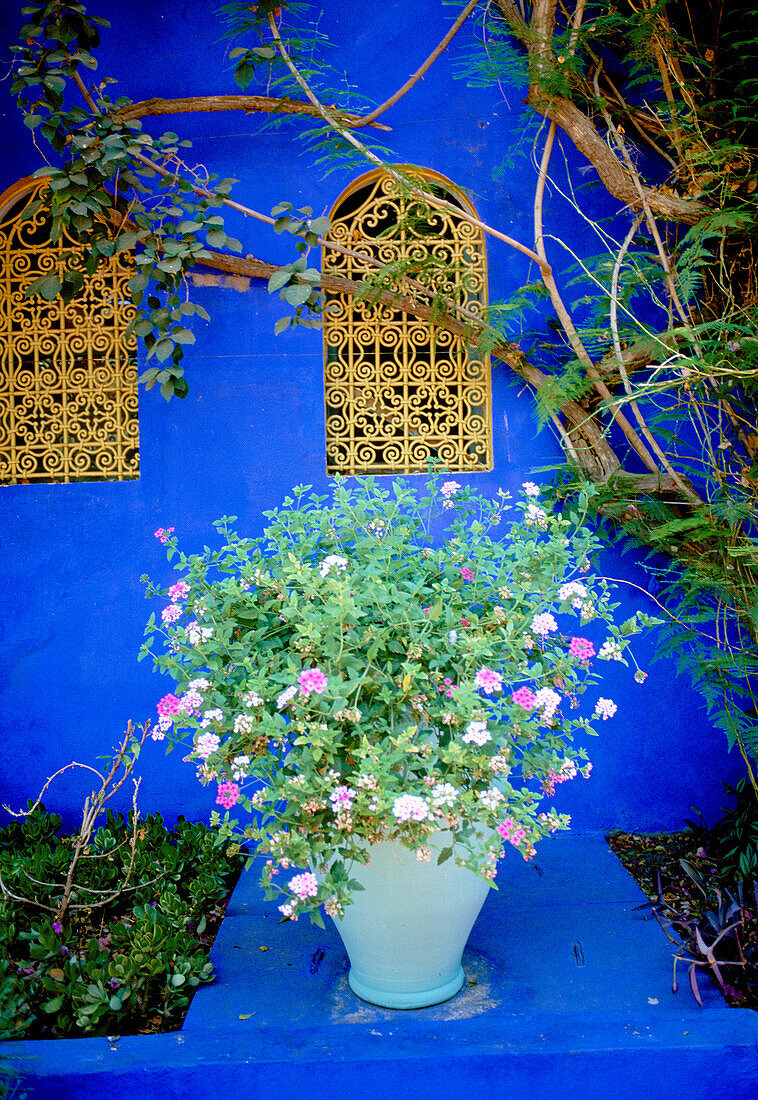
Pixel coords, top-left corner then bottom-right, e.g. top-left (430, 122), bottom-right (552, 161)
top-left (350, 0), bottom-right (479, 127)
top-left (493, 0), bottom-right (708, 224)
top-left (119, 94), bottom-right (391, 130)
top-left (192, 248), bottom-right (686, 492)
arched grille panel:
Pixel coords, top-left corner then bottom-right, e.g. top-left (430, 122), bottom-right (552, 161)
top-left (323, 170), bottom-right (492, 476)
top-left (0, 180), bottom-right (138, 485)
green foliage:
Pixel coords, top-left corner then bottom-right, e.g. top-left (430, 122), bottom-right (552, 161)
top-left (0, 808), bottom-right (242, 1039)
top-left (142, 474), bottom-right (655, 920)
top-left (716, 777), bottom-right (758, 879)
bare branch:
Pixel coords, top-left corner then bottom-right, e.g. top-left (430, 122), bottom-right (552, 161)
top-left (351, 0), bottom-right (479, 127)
top-left (119, 94), bottom-right (391, 130)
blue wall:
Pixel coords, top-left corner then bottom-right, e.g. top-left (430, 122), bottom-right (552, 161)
top-left (0, 0), bottom-right (741, 831)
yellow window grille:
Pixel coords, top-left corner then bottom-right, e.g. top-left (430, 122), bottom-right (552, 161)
top-left (0, 178), bottom-right (138, 485)
top-left (323, 169), bottom-right (492, 476)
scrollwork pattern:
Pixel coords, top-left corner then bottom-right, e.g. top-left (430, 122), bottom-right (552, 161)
top-left (0, 183), bottom-right (138, 484)
top-left (323, 170), bottom-right (492, 475)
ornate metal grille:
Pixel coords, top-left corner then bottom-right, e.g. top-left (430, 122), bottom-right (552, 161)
top-left (323, 170), bottom-right (491, 476)
top-left (0, 181), bottom-right (138, 485)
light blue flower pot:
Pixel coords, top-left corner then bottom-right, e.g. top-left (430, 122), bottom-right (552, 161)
top-left (332, 833), bottom-right (491, 1009)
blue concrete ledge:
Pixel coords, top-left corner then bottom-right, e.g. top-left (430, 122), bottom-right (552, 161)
top-left (4, 835), bottom-right (758, 1099)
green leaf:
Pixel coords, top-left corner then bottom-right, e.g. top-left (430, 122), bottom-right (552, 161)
top-left (274, 316), bottom-right (290, 335)
top-left (308, 216), bottom-right (331, 236)
top-left (233, 64), bottom-right (254, 91)
top-left (283, 283), bottom-right (313, 307)
top-left (116, 231), bottom-right (139, 251)
top-left (127, 271), bottom-right (149, 297)
top-left (26, 273), bottom-right (62, 301)
top-left (155, 340), bottom-right (174, 362)
top-left (267, 270), bottom-right (292, 293)
top-left (172, 328), bottom-right (195, 345)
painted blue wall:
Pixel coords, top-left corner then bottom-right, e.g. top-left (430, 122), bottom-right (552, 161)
top-left (0, 0), bottom-right (741, 832)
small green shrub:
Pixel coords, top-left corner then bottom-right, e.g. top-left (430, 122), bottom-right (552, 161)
top-left (0, 808), bottom-right (242, 1039)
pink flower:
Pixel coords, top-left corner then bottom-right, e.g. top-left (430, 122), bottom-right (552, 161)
top-left (161, 603), bottom-right (182, 625)
top-left (497, 817), bottom-right (515, 840)
top-left (459, 566), bottom-right (475, 581)
top-left (154, 527), bottom-right (175, 545)
top-left (289, 871), bottom-right (319, 900)
top-left (569, 637), bottom-right (595, 661)
top-left (330, 785), bottom-right (356, 808)
top-left (168, 581), bottom-right (190, 600)
top-left (474, 666), bottom-right (503, 695)
top-left (392, 794), bottom-right (430, 822)
top-left (215, 781), bottom-right (240, 810)
top-left (157, 692), bottom-right (182, 717)
top-left (298, 667), bottom-right (329, 695)
top-left (512, 686), bottom-right (536, 710)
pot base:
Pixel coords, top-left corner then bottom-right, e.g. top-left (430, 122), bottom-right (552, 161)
top-left (348, 964), bottom-right (465, 1010)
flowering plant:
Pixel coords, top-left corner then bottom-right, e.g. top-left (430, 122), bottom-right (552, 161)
top-left (141, 476), bottom-right (654, 924)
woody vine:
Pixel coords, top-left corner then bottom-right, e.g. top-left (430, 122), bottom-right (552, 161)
top-left (9, 0), bottom-right (758, 775)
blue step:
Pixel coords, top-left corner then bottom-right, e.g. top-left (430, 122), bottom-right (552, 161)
top-left (4, 835), bottom-right (758, 1098)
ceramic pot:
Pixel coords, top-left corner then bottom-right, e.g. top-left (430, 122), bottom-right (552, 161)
top-left (332, 832), bottom-right (490, 1009)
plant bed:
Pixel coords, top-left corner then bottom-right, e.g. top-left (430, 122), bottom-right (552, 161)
top-left (0, 805), bottom-right (244, 1041)
top-left (608, 780), bottom-right (758, 1009)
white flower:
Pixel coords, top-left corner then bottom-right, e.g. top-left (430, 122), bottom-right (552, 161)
top-left (524, 503), bottom-right (548, 529)
top-left (187, 677), bottom-right (210, 691)
top-left (187, 621), bottom-right (213, 645)
top-left (558, 581), bottom-right (587, 610)
top-left (234, 714), bottom-right (255, 735)
top-left (522, 481), bottom-right (540, 497)
top-left (478, 787), bottom-right (504, 812)
top-left (276, 685), bottom-right (298, 710)
top-left (599, 638), bottom-right (624, 661)
top-left (195, 732), bottom-right (221, 759)
top-left (177, 689), bottom-right (203, 715)
top-left (430, 782), bottom-right (458, 808)
top-left (242, 690), bottom-right (263, 707)
top-left (232, 754), bottom-right (250, 781)
top-left (319, 555), bottom-right (348, 578)
top-left (534, 687), bottom-right (561, 722)
top-left (441, 481), bottom-right (461, 506)
top-left (462, 720), bottom-right (491, 746)
top-left (531, 612), bottom-right (558, 637)
top-left (199, 707), bottom-right (223, 728)
top-left (595, 697), bottom-right (617, 720)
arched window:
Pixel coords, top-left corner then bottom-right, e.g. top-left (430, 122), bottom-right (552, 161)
top-left (0, 177), bottom-right (138, 485)
top-left (323, 168), bottom-right (491, 476)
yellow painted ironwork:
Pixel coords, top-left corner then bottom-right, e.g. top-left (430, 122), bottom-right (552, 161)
top-left (323, 169), bottom-right (491, 476)
top-left (0, 179), bottom-right (138, 485)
